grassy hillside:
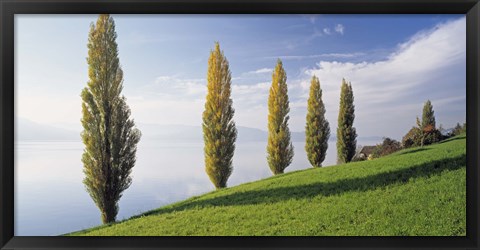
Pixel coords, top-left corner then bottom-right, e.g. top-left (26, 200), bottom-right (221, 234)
top-left (69, 135), bottom-right (466, 236)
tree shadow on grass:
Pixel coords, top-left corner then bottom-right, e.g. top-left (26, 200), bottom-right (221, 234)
top-left (398, 148), bottom-right (431, 155)
top-left (136, 154), bottom-right (466, 219)
top-left (439, 136), bottom-right (466, 144)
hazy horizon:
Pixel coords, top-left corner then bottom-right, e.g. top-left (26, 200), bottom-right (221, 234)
top-left (16, 14), bottom-right (466, 141)
top-left (15, 116), bottom-right (388, 142)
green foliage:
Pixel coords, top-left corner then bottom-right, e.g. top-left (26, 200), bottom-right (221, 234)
top-left (305, 75), bottom-right (330, 168)
top-left (453, 123), bottom-right (462, 135)
top-left (404, 101), bottom-right (441, 148)
top-left (408, 100), bottom-right (443, 147)
top-left (424, 129), bottom-right (442, 145)
top-left (420, 100), bottom-right (442, 146)
top-left (422, 100), bottom-right (436, 129)
top-left (202, 42), bottom-right (237, 189)
top-left (81, 14), bottom-right (141, 224)
top-left (371, 137), bottom-right (402, 158)
top-left (336, 79), bottom-right (357, 164)
top-left (402, 126), bottom-right (422, 148)
top-left (267, 59), bottom-right (294, 175)
top-left (70, 135), bottom-right (466, 236)
top-left (452, 122), bottom-right (467, 136)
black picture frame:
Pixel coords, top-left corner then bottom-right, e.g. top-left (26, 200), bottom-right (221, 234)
top-left (1, 0), bottom-right (479, 249)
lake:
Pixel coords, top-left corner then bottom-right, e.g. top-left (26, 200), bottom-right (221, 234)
top-left (14, 138), bottom-right (381, 236)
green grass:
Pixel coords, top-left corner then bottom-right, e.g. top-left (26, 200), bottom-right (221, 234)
top-left (69, 134), bottom-right (466, 236)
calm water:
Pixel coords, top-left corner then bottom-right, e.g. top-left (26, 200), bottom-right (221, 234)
top-left (15, 138), bottom-right (380, 236)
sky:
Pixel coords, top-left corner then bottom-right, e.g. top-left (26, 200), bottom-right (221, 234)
top-left (15, 14), bottom-right (466, 140)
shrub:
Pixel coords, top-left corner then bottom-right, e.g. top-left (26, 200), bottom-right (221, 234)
top-left (371, 137), bottom-right (402, 158)
top-left (423, 125), bottom-right (442, 145)
top-left (402, 126), bottom-right (442, 148)
top-left (402, 127), bottom-right (422, 148)
top-left (452, 122), bottom-right (466, 136)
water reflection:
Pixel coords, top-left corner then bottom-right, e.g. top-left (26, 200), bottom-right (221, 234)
top-left (15, 138), bottom-right (380, 236)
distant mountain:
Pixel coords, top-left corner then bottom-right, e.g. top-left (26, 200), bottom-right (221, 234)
top-left (16, 119), bottom-right (384, 143)
top-left (237, 126), bottom-right (268, 142)
top-left (137, 123), bottom-right (202, 141)
top-left (137, 124), bottom-right (269, 143)
top-left (138, 124), bottom-right (382, 143)
top-left (16, 118), bottom-right (79, 141)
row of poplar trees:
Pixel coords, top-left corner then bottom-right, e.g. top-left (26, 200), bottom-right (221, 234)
top-left (80, 15), bottom-right (358, 224)
top-left (203, 42), bottom-right (357, 189)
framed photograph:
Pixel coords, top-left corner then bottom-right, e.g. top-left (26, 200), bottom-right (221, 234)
top-left (1, 0), bottom-right (479, 249)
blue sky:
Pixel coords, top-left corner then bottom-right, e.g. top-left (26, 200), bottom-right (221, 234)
top-left (15, 14), bottom-right (466, 140)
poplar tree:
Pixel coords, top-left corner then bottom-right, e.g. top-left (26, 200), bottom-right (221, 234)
top-left (419, 100), bottom-right (440, 146)
top-left (267, 59), bottom-right (294, 175)
top-left (336, 79), bottom-right (357, 164)
top-left (81, 14), bottom-right (141, 224)
top-left (422, 100), bottom-right (436, 129)
top-left (305, 75), bottom-right (330, 168)
top-left (202, 42), bottom-right (237, 189)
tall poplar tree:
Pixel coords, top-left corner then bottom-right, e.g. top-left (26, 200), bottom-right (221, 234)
top-left (202, 42), bottom-right (237, 189)
top-left (305, 75), bottom-right (330, 168)
top-left (336, 79), bottom-right (357, 164)
top-left (267, 59), bottom-right (294, 175)
top-left (81, 14), bottom-right (141, 224)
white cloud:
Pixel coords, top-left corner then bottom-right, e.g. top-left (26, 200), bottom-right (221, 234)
top-left (123, 75), bottom-right (207, 125)
top-left (247, 68), bottom-right (273, 74)
top-left (166, 16), bottom-right (465, 134)
top-left (231, 82), bottom-right (271, 129)
top-left (232, 68), bottom-right (273, 82)
top-left (131, 77), bottom-right (273, 128)
top-left (434, 95), bottom-right (466, 108)
top-left (305, 18), bottom-right (465, 103)
top-left (323, 28), bottom-right (331, 35)
top-left (232, 82), bottom-right (270, 105)
top-left (16, 17), bottom-right (466, 140)
top-left (291, 17), bottom-right (466, 139)
top-left (145, 75), bottom-right (206, 99)
top-left (335, 24), bottom-right (345, 35)
top-left (264, 52), bottom-right (366, 61)
top-left (128, 97), bottom-right (205, 126)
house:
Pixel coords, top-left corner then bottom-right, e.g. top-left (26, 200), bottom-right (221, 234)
top-left (354, 146), bottom-right (376, 160)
